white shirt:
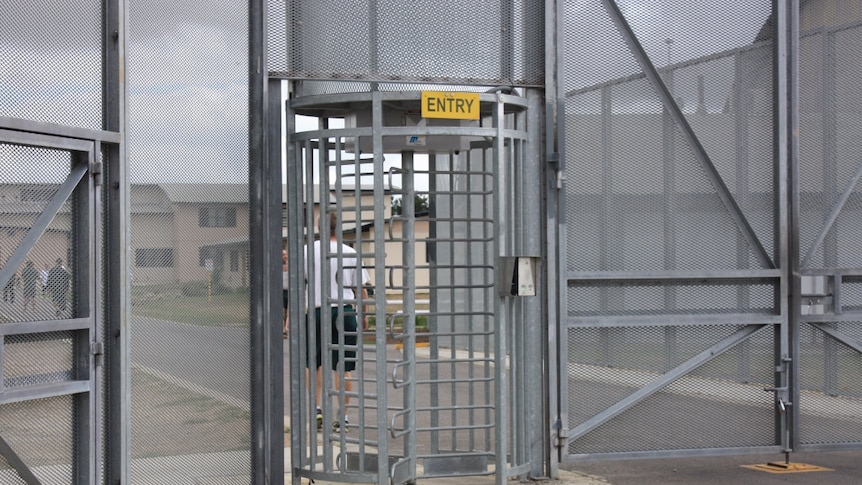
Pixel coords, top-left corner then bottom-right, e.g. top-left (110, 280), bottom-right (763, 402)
top-left (305, 239), bottom-right (370, 309)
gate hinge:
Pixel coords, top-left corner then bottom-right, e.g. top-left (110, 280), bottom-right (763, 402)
top-left (546, 153), bottom-right (565, 189)
top-left (553, 422), bottom-right (569, 448)
top-left (92, 161), bottom-right (103, 186)
top-left (91, 341), bottom-right (104, 367)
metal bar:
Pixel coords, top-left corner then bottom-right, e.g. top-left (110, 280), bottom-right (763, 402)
top-left (599, 0), bottom-right (773, 269)
top-left (493, 92), bottom-right (508, 485)
top-left (785, 0), bottom-right (802, 452)
top-left (285, 82), bottom-right (305, 485)
top-left (567, 313), bottom-right (782, 327)
top-left (0, 117), bottom-right (120, 144)
top-left (101, 0), bottom-right (130, 476)
top-left (566, 324), bottom-right (767, 442)
top-left (0, 318), bottom-right (92, 336)
top-left (810, 323), bottom-right (862, 354)
top-left (0, 129), bottom-right (93, 152)
top-left (70, 147), bottom-right (95, 485)
top-left (801, 159), bottom-right (862, 268)
top-left (0, 381), bottom-right (91, 405)
top-left (0, 434), bottom-right (42, 485)
top-left (564, 445), bottom-right (785, 463)
top-left (0, 163), bottom-right (87, 291)
top-left (567, 270), bottom-right (782, 281)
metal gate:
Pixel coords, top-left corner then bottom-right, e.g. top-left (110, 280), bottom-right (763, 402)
top-left (559, 0), bottom-right (862, 462)
top-left (284, 87), bottom-right (540, 485)
top-left (0, 125), bottom-right (107, 484)
top-left (559, 0), bottom-right (787, 460)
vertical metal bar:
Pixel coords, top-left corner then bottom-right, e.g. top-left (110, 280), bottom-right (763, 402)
top-left (784, 0), bottom-right (801, 452)
top-left (493, 92), bottom-right (508, 485)
top-left (102, 1), bottom-right (128, 480)
top-left (72, 150), bottom-right (93, 484)
top-left (429, 152), bottom-right (440, 455)
top-left (371, 89), bottom-right (391, 485)
top-left (545, 0), bottom-right (566, 473)
top-left (524, 89), bottom-right (546, 477)
top-left (249, 0), bottom-right (281, 481)
top-left (285, 84), bottom-right (305, 485)
top-left (401, 150), bottom-right (417, 481)
top-left (90, 144), bottom-right (104, 485)
top-left (775, 0), bottom-right (792, 452)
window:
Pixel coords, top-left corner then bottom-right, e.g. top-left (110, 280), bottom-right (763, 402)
top-left (199, 207), bottom-right (236, 227)
top-left (135, 248), bottom-right (174, 268)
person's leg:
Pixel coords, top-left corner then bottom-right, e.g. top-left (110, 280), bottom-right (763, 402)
top-left (332, 306), bottom-right (357, 431)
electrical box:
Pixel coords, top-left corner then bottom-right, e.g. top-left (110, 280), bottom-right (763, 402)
top-left (800, 275), bottom-right (833, 315)
top-left (498, 256), bottom-right (541, 297)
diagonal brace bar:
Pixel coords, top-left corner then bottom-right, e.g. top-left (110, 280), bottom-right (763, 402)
top-left (567, 324), bottom-right (766, 443)
top-left (600, 0), bottom-right (773, 269)
top-left (0, 163), bottom-right (87, 290)
top-left (810, 323), bottom-right (862, 354)
top-left (801, 159), bottom-right (862, 268)
top-left (0, 434), bottom-right (42, 484)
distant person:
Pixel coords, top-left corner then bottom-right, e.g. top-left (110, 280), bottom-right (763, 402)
top-left (3, 269), bottom-right (18, 304)
top-left (305, 212), bottom-right (370, 432)
top-left (21, 260), bottom-right (38, 312)
top-left (47, 258), bottom-right (71, 317)
top-left (39, 264), bottom-right (48, 295)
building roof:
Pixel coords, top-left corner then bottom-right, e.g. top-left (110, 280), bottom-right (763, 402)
top-left (159, 183), bottom-right (248, 204)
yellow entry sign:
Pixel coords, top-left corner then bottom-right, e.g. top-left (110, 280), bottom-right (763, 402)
top-left (421, 91), bottom-right (480, 120)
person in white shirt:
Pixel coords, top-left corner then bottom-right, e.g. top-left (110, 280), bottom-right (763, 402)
top-left (305, 212), bottom-right (370, 432)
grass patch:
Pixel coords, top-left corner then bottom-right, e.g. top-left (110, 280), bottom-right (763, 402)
top-left (132, 283), bottom-right (249, 326)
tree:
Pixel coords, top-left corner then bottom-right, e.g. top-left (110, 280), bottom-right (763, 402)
top-left (391, 194), bottom-right (430, 215)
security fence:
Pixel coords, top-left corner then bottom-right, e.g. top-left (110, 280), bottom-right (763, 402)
top-left (2, 1), bottom-right (862, 485)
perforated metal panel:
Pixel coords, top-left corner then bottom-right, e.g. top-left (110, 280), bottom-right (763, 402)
top-left (126, 0), bottom-right (253, 481)
top-left (0, 1), bottom-right (102, 129)
top-left (273, 0), bottom-right (544, 86)
top-left (796, 5), bottom-right (862, 450)
top-left (560, 0), bottom-right (783, 460)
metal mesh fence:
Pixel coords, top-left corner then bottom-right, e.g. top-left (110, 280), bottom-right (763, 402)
top-left (798, 21), bottom-right (862, 270)
top-left (0, 396), bottom-right (74, 484)
top-left (273, 0), bottom-right (544, 86)
top-left (567, 324), bottom-right (775, 454)
top-left (0, 1), bottom-right (102, 130)
top-left (561, 0), bottom-right (777, 458)
top-left (0, 144), bottom-right (75, 322)
top-left (798, 322), bottom-right (862, 446)
top-left (563, 0), bottom-right (774, 272)
top-left (127, 0), bottom-right (251, 481)
top-left (795, 9), bottom-right (862, 449)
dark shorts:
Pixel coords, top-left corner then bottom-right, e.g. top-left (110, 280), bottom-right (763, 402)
top-left (305, 305), bottom-right (358, 372)
top-left (282, 289), bottom-right (289, 310)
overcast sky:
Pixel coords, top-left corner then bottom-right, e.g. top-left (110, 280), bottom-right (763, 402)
top-left (3, 0), bottom-right (769, 184)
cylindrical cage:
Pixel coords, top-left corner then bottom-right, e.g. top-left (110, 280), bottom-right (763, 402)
top-left (284, 88), bottom-right (540, 485)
